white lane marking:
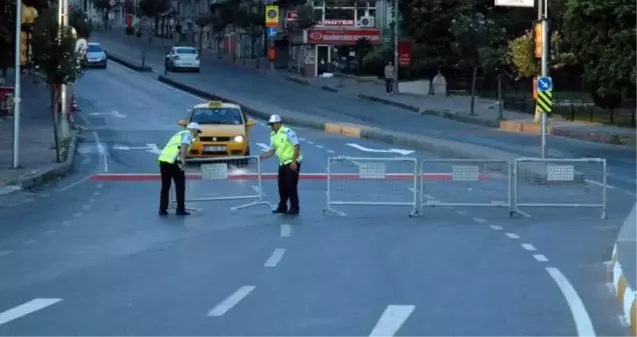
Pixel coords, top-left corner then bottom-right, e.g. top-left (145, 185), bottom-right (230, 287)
top-left (97, 184), bottom-right (103, 189)
top-left (533, 254), bottom-right (549, 262)
top-left (83, 204), bottom-right (92, 210)
top-left (315, 144), bottom-right (324, 149)
top-left (521, 243), bottom-right (537, 251)
top-left (586, 179), bottom-right (616, 189)
top-left (490, 225), bottom-right (503, 231)
top-left (93, 131), bottom-right (108, 173)
top-left (256, 143), bottom-right (270, 152)
top-left (0, 299), bottom-right (63, 326)
top-left (505, 233), bottom-right (520, 239)
top-left (473, 218), bottom-right (486, 223)
top-left (73, 212), bottom-right (83, 218)
top-left (0, 251), bottom-right (12, 256)
top-left (43, 230), bottom-right (55, 235)
top-left (89, 198), bottom-right (97, 203)
top-left (369, 305), bottom-right (415, 337)
top-left (546, 267), bottom-right (596, 337)
top-left (251, 185), bottom-right (266, 196)
top-left (92, 191), bottom-right (101, 196)
top-left (454, 210), bottom-right (467, 215)
top-left (63, 221), bottom-right (72, 226)
top-left (264, 248), bottom-right (286, 267)
top-left (423, 194), bottom-right (434, 200)
top-left (327, 149), bottom-right (335, 153)
top-left (299, 138), bottom-right (306, 141)
top-left (207, 286), bottom-right (256, 317)
top-left (306, 141), bottom-right (314, 145)
top-left (40, 193), bottom-right (50, 198)
top-left (280, 224), bottom-right (291, 237)
top-left (25, 240), bottom-right (36, 245)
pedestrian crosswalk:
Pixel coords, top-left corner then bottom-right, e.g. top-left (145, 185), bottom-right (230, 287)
top-left (0, 298), bottom-right (62, 326)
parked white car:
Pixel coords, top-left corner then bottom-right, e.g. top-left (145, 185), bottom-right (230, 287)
top-left (86, 42), bottom-right (107, 68)
top-left (165, 46), bottom-right (200, 72)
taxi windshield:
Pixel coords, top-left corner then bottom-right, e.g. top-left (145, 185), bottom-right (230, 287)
top-left (190, 108), bottom-right (243, 125)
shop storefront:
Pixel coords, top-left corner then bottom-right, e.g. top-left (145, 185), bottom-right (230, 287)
top-left (301, 28), bottom-right (381, 77)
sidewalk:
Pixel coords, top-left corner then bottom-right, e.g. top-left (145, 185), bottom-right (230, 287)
top-left (0, 71), bottom-right (79, 194)
top-left (94, 29), bottom-right (635, 146)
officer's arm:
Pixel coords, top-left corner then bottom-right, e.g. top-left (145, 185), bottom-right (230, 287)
top-left (180, 133), bottom-right (192, 163)
top-left (288, 130), bottom-right (300, 163)
top-left (259, 139), bottom-right (275, 159)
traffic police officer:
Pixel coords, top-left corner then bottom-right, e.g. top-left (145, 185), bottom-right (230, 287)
top-left (260, 115), bottom-right (302, 215)
top-left (158, 122), bottom-right (202, 216)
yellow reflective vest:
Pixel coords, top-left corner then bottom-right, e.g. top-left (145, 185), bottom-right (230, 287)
top-left (158, 130), bottom-right (192, 164)
top-left (270, 126), bottom-right (302, 165)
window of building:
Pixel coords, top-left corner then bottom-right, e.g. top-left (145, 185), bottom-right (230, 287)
top-left (355, 8), bottom-right (375, 21)
top-left (324, 7), bottom-right (355, 20)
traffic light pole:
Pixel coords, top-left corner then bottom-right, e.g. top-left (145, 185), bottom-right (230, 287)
top-left (393, 0), bottom-right (399, 94)
top-left (539, 0), bottom-right (548, 158)
top-left (12, 0), bottom-right (22, 168)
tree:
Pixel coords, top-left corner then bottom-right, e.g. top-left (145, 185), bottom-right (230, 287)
top-left (69, 9), bottom-right (92, 39)
top-left (194, 13), bottom-right (211, 54)
top-left (0, 0), bottom-right (16, 78)
top-left (563, 0), bottom-right (636, 96)
top-left (450, 11), bottom-right (502, 115)
top-left (30, 8), bottom-right (84, 151)
top-left (138, 0), bottom-right (169, 21)
top-left (507, 30), bottom-right (575, 79)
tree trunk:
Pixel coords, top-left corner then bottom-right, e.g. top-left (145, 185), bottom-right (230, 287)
top-left (49, 85), bottom-right (61, 163)
top-left (198, 31), bottom-right (203, 54)
top-left (469, 65), bottom-right (478, 115)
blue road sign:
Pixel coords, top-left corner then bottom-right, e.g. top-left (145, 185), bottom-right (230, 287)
top-left (267, 27), bottom-right (278, 37)
top-left (537, 76), bottom-right (553, 92)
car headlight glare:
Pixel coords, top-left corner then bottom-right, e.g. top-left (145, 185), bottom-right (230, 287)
top-left (234, 135), bottom-right (244, 142)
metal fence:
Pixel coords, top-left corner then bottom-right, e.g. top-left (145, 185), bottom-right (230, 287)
top-left (419, 159), bottom-right (512, 212)
top-left (323, 156), bottom-right (419, 217)
top-left (512, 157), bottom-right (607, 219)
top-left (172, 155), bottom-right (273, 212)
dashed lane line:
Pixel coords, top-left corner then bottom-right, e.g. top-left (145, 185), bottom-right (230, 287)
top-left (207, 286), bottom-right (256, 317)
top-left (264, 248), bottom-right (286, 267)
top-left (0, 251), bottom-right (12, 256)
top-left (369, 305), bottom-right (416, 337)
top-left (505, 233), bottom-right (520, 239)
top-left (0, 299), bottom-right (62, 326)
top-left (73, 212), bottom-right (83, 218)
top-left (533, 254), bottom-right (549, 262)
top-left (62, 221), bottom-right (72, 226)
top-left (472, 217), bottom-right (486, 223)
top-left (489, 225), bottom-right (503, 231)
top-left (25, 240), bottom-right (36, 245)
top-left (521, 243), bottom-right (537, 251)
top-left (280, 224), bottom-right (291, 237)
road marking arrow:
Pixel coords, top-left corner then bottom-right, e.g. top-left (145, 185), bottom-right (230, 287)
top-left (88, 110), bottom-right (127, 118)
top-left (145, 143), bottom-right (161, 155)
top-left (256, 143), bottom-right (270, 152)
top-left (346, 143), bottom-right (414, 156)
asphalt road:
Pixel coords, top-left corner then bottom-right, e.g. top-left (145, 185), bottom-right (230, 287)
top-left (0, 60), bottom-right (632, 336)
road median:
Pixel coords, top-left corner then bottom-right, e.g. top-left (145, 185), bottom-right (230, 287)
top-left (612, 204), bottom-right (637, 336)
top-left (106, 51), bottom-right (153, 72)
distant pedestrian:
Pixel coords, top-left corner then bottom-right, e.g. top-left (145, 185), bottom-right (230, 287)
top-left (260, 115), bottom-right (302, 215)
top-left (157, 122), bottom-right (201, 216)
top-left (384, 61), bottom-right (395, 95)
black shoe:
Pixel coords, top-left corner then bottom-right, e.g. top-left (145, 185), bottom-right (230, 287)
top-left (175, 210), bottom-right (191, 216)
top-left (287, 208), bottom-right (299, 215)
top-left (272, 208), bottom-right (287, 214)
top-left (159, 210), bottom-right (168, 216)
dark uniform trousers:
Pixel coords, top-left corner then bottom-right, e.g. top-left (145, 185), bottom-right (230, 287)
top-left (277, 162), bottom-right (301, 211)
top-left (159, 161), bottom-right (186, 212)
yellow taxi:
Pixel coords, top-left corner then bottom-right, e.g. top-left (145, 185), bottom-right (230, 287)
top-left (178, 101), bottom-right (255, 158)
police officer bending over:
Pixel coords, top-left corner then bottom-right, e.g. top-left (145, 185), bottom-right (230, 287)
top-left (260, 115), bottom-right (303, 215)
top-left (158, 122), bottom-right (202, 216)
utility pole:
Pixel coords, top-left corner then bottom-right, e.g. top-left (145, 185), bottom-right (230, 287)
top-left (12, 0), bottom-right (22, 168)
top-left (58, 0), bottom-right (69, 138)
top-left (392, 0), bottom-right (399, 94)
top-left (539, 0), bottom-right (548, 158)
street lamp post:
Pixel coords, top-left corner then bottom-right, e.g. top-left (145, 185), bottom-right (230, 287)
top-left (392, 0), bottom-right (398, 94)
top-left (539, 0), bottom-right (549, 158)
top-left (12, 1), bottom-right (23, 168)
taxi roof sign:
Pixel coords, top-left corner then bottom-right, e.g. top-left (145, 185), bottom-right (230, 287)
top-left (208, 101), bottom-right (223, 108)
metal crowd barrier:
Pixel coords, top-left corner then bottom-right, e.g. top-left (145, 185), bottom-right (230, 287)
top-left (323, 156), bottom-right (419, 217)
top-left (171, 155), bottom-right (273, 212)
top-left (419, 159), bottom-right (513, 214)
top-left (512, 157), bottom-right (607, 219)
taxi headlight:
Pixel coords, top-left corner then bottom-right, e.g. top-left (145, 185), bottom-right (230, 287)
top-left (233, 135), bottom-right (244, 142)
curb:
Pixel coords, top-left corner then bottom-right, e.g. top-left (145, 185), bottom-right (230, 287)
top-left (157, 75), bottom-right (585, 185)
top-left (106, 52), bottom-right (154, 72)
top-left (2, 130), bottom-right (81, 194)
top-left (612, 205), bottom-right (637, 336)
top-left (358, 94), bottom-right (423, 113)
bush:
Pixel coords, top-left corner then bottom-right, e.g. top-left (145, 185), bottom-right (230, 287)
top-left (361, 46), bottom-right (392, 77)
top-left (125, 25), bottom-right (135, 35)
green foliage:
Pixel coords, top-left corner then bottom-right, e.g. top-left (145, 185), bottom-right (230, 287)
top-left (138, 0), bottom-right (169, 18)
top-left (194, 13), bottom-right (211, 28)
top-left (507, 30), bottom-right (576, 79)
top-left (91, 0), bottom-right (110, 10)
top-left (361, 46), bottom-right (392, 77)
top-left (69, 9), bottom-right (92, 39)
top-left (0, 0), bottom-right (16, 70)
top-left (563, 0), bottom-right (636, 94)
top-left (287, 5), bottom-right (315, 32)
top-left (31, 8), bottom-right (83, 85)
top-left (449, 11), bottom-right (504, 67)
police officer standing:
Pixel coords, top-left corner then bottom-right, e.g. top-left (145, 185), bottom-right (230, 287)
top-left (260, 115), bottom-right (302, 215)
top-left (158, 122), bottom-right (202, 216)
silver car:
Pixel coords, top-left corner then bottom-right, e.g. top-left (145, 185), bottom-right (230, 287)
top-left (86, 42), bottom-right (107, 68)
